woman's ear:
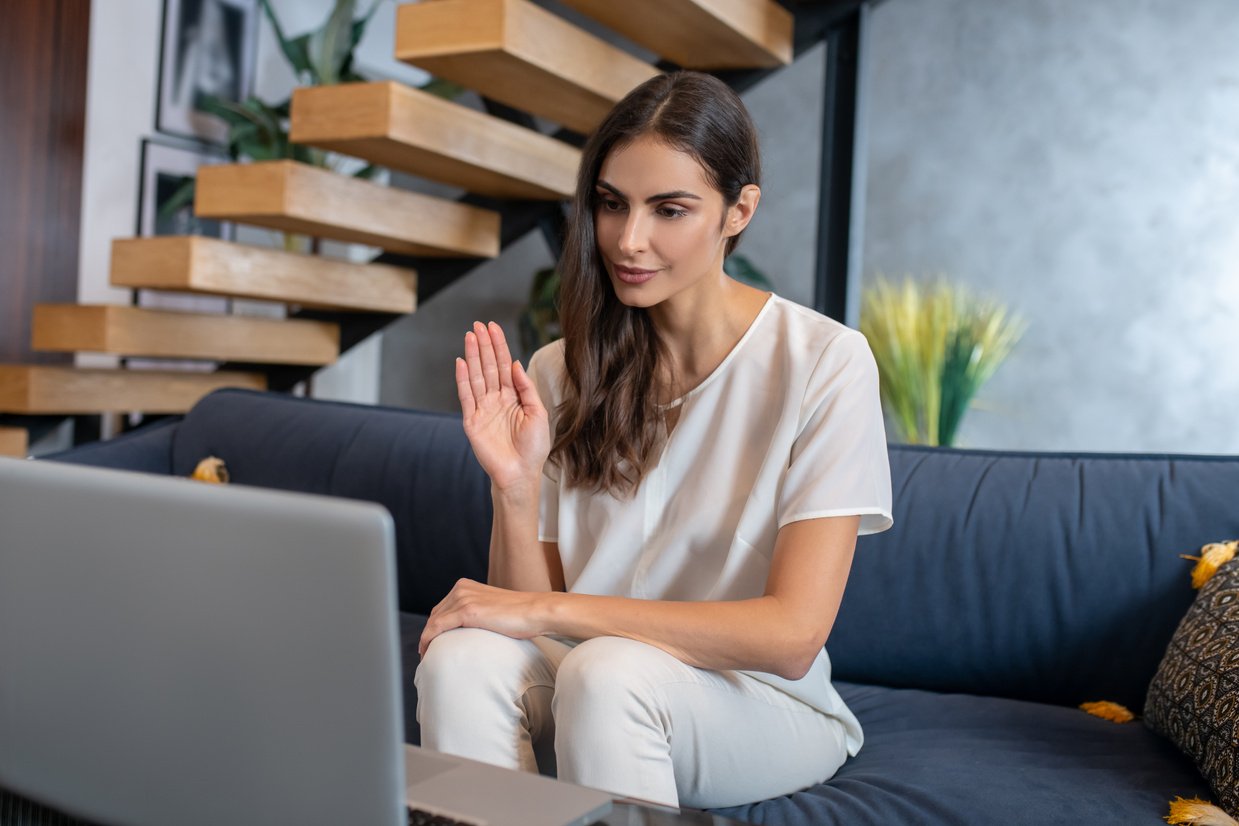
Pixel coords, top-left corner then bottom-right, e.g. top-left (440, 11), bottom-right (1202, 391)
top-left (724, 184), bottom-right (762, 238)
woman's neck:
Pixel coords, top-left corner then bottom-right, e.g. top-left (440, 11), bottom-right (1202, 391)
top-left (649, 276), bottom-right (771, 404)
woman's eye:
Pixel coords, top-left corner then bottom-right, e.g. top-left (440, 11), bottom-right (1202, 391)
top-left (659, 207), bottom-right (688, 219)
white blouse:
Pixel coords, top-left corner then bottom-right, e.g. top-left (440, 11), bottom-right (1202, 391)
top-left (526, 292), bottom-right (894, 756)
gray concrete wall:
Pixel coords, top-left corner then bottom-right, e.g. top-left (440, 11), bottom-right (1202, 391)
top-left (857, 0), bottom-right (1239, 453)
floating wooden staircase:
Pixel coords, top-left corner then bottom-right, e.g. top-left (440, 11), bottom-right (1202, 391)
top-left (557, 0), bottom-right (794, 69)
top-left (0, 426), bottom-right (27, 458)
top-left (110, 237), bottom-right (417, 313)
top-left (194, 160), bottom-right (501, 258)
top-left (394, 0), bottom-right (660, 135)
top-left (0, 366), bottom-right (265, 415)
top-left (289, 81), bottom-right (580, 200)
top-left (32, 305), bottom-right (340, 366)
top-left (2, 0), bottom-right (800, 450)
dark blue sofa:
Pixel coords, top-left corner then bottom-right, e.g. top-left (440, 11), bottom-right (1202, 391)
top-left (35, 388), bottom-right (1234, 824)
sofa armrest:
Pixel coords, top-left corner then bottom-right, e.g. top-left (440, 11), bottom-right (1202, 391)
top-left (42, 417), bottom-right (180, 474)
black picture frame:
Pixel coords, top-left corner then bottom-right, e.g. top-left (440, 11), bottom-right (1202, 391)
top-left (135, 137), bottom-right (234, 242)
top-left (155, 0), bottom-right (258, 145)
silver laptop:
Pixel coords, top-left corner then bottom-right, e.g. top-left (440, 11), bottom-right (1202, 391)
top-left (0, 457), bottom-right (613, 826)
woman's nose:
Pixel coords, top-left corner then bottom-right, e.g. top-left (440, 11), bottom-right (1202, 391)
top-left (617, 213), bottom-right (647, 255)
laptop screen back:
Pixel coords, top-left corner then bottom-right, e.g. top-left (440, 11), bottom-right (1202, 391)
top-left (0, 458), bottom-right (405, 826)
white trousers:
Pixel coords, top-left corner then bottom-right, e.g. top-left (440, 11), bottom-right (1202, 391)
top-left (413, 628), bottom-right (850, 809)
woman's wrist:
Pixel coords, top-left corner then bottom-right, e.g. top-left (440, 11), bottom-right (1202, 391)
top-left (491, 478), bottom-right (540, 507)
top-left (537, 590), bottom-right (571, 636)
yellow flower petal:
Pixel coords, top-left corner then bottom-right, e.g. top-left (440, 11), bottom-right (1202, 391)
top-left (1079, 701), bottom-right (1135, 723)
top-left (1182, 540), bottom-right (1239, 589)
top-left (191, 456), bottom-right (230, 484)
top-left (1165, 796), bottom-right (1239, 825)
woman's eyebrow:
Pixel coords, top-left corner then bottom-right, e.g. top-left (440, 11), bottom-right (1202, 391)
top-left (596, 180), bottom-right (702, 203)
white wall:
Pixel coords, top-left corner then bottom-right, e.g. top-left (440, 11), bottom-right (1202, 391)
top-left (77, 0), bottom-right (159, 335)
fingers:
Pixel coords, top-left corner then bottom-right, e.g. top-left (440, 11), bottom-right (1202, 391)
top-left (511, 360), bottom-right (546, 414)
top-left (455, 357), bottom-right (476, 418)
top-left (419, 623), bottom-right (444, 659)
top-left (419, 593), bottom-right (453, 657)
top-left (418, 580), bottom-right (474, 657)
top-left (474, 321), bottom-right (501, 393)
top-left (463, 331), bottom-right (486, 402)
top-left (489, 322), bottom-right (515, 391)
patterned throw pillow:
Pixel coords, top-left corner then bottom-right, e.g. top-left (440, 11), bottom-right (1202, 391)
top-left (1144, 558), bottom-right (1239, 816)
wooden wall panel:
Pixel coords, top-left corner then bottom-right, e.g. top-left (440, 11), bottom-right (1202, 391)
top-left (0, 0), bottom-right (91, 364)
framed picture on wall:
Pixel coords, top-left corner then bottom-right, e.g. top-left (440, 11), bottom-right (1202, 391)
top-left (136, 138), bottom-right (234, 242)
top-left (156, 0), bottom-right (258, 145)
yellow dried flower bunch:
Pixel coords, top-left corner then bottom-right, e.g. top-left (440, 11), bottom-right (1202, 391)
top-left (1181, 540), bottom-right (1239, 589)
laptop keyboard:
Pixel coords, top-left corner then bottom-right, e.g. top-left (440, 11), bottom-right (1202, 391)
top-left (407, 806), bottom-right (484, 826)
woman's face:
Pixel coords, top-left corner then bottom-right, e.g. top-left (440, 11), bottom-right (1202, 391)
top-left (593, 133), bottom-right (758, 310)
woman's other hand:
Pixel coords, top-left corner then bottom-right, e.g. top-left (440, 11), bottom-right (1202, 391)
top-left (456, 321), bottom-right (551, 492)
top-left (418, 578), bottom-right (551, 657)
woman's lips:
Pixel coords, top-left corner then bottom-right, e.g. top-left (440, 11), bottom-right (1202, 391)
top-left (614, 265), bottom-right (658, 284)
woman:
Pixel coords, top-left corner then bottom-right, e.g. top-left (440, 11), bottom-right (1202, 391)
top-left (415, 70), bottom-right (893, 810)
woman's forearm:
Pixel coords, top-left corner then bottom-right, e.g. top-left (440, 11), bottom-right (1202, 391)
top-left (487, 482), bottom-right (563, 592)
top-left (541, 592), bottom-right (823, 681)
top-left (533, 518), bottom-right (856, 678)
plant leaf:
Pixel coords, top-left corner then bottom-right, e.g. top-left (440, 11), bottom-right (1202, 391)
top-left (307, 0), bottom-right (356, 86)
top-left (259, 0), bottom-right (313, 79)
top-left (860, 275), bottom-right (1025, 447)
top-left (518, 267), bottom-right (562, 352)
top-left (723, 253), bottom-right (776, 290)
top-left (156, 176), bottom-right (196, 220)
top-left (418, 77), bottom-right (466, 101)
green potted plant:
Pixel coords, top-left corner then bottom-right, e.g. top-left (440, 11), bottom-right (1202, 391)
top-left (859, 275), bottom-right (1026, 447)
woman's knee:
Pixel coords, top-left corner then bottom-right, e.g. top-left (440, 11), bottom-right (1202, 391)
top-left (552, 636), bottom-right (680, 716)
top-left (415, 627), bottom-right (539, 698)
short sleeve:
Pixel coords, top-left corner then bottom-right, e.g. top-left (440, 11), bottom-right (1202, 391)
top-left (778, 330), bottom-right (894, 535)
top-left (526, 345), bottom-right (561, 543)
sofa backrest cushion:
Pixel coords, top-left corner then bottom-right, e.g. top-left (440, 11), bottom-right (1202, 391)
top-left (170, 389), bottom-right (491, 616)
top-left (828, 444), bottom-right (1239, 710)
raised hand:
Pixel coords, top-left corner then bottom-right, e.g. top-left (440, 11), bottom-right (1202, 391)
top-left (455, 321), bottom-right (551, 493)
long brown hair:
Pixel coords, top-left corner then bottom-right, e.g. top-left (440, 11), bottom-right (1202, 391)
top-left (550, 70), bottom-right (762, 496)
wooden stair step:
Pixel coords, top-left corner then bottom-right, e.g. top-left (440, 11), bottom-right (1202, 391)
top-left (32, 304), bottom-right (340, 366)
top-left (195, 160), bottom-right (501, 258)
top-left (110, 237), bottom-right (416, 314)
top-left (290, 81), bottom-right (579, 200)
top-left (0, 426), bottom-right (27, 457)
top-left (0, 365), bottom-right (266, 415)
top-left (394, 0), bottom-right (659, 136)
top-left (558, 0), bottom-right (792, 69)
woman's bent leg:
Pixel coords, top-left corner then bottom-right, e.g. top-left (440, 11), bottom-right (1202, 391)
top-left (414, 628), bottom-right (572, 773)
top-left (551, 636), bottom-right (850, 809)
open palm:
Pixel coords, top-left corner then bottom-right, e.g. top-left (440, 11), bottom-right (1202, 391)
top-left (455, 321), bottom-right (551, 492)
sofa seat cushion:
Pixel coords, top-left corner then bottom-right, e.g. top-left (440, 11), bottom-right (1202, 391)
top-left (714, 682), bottom-right (1210, 825)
